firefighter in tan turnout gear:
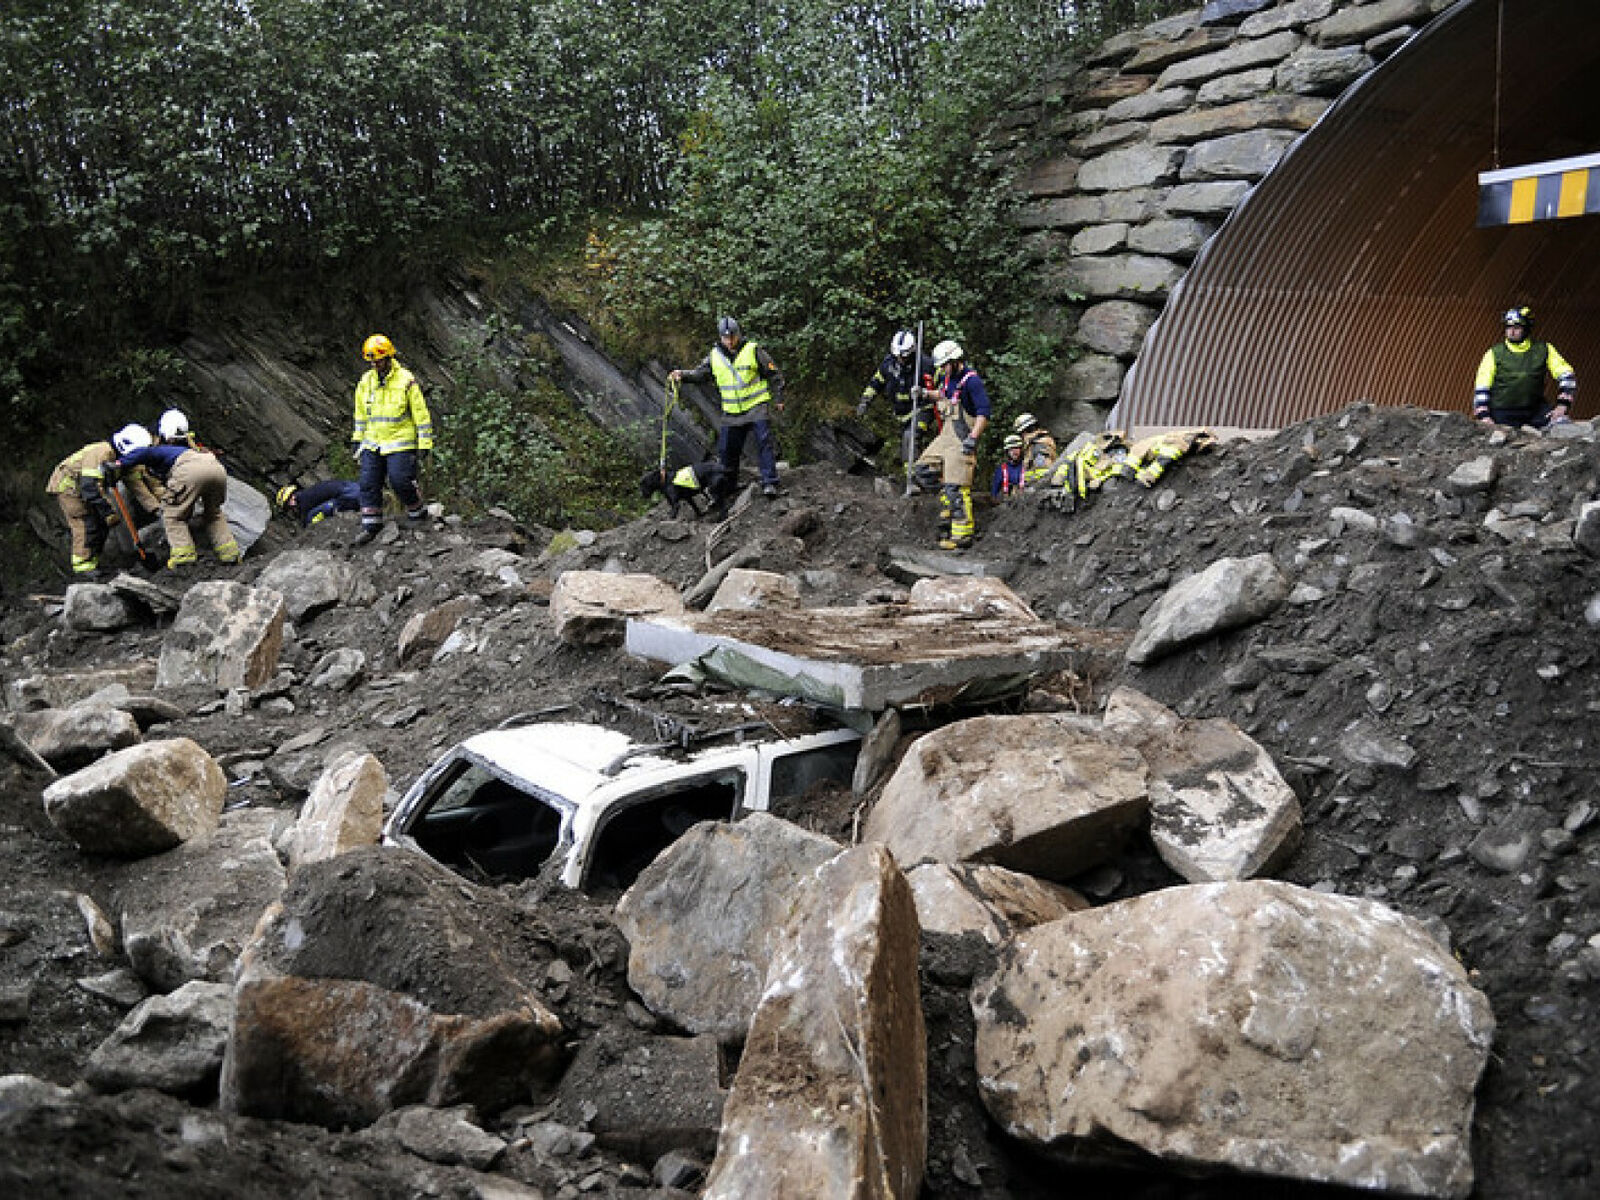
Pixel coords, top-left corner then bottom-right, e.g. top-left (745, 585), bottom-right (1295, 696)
top-left (46, 425), bottom-right (163, 576)
top-left (912, 340), bottom-right (990, 550)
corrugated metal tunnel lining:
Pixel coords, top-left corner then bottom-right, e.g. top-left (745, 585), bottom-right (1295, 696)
top-left (1116, 0), bottom-right (1600, 431)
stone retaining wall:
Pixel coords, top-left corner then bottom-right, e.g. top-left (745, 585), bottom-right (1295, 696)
top-left (992, 0), bottom-right (1457, 434)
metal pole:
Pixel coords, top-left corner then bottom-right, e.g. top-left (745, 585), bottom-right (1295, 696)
top-left (904, 320), bottom-right (924, 497)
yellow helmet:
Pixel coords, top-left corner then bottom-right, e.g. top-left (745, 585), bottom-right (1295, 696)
top-left (274, 485), bottom-right (298, 512)
top-left (363, 334), bottom-right (395, 361)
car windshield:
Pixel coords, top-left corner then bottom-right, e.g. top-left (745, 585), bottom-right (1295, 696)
top-left (409, 759), bottom-right (566, 881)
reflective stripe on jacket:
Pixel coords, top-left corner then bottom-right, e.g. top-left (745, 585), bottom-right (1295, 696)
top-left (353, 362), bottom-right (434, 454)
top-left (710, 342), bottom-right (771, 416)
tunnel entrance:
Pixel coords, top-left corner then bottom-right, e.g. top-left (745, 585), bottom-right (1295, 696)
top-left (1114, 0), bottom-right (1600, 431)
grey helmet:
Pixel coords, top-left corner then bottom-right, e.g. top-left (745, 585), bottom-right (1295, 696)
top-left (717, 315), bottom-right (741, 340)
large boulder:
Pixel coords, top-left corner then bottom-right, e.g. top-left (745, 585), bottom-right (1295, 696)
top-left (551, 570), bottom-right (684, 646)
top-left (112, 808), bottom-right (288, 992)
top-left (1102, 686), bottom-right (1301, 881)
top-left (704, 845), bottom-right (925, 1199)
top-left (1126, 553), bottom-right (1289, 665)
top-left (862, 714), bottom-right (1148, 882)
top-left (84, 980), bottom-right (232, 1098)
top-left (155, 581), bottom-right (286, 692)
top-left (222, 847), bottom-right (566, 1129)
top-left (972, 881), bottom-right (1494, 1197)
top-left (42, 738), bottom-right (227, 856)
top-left (615, 813), bottom-right (842, 1044)
top-left (14, 703), bottom-right (141, 773)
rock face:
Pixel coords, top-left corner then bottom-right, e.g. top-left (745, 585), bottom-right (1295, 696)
top-left (704, 845), bottom-right (926, 1199)
top-left (42, 738), bottom-right (227, 856)
top-left (862, 714), bottom-right (1149, 881)
top-left (972, 880), bottom-right (1493, 1198)
top-left (995, 0), bottom-right (1450, 428)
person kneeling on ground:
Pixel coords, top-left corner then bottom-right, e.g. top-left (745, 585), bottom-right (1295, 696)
top-left (276, 480), bottom-right (361, 527)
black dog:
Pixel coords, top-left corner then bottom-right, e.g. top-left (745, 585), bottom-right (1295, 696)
top-left (639, 460), bottom-right (731, 519)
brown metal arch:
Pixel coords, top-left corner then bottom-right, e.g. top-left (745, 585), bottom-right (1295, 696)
top-left (1115, 0), bottom-right (1600, 430)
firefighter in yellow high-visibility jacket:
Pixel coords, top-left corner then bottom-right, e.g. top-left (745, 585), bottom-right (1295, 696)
top-left (351, 333), bottom-right (434, 545)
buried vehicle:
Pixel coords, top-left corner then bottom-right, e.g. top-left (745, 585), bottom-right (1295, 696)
top-left (383, 712), bottom-right (862, 892)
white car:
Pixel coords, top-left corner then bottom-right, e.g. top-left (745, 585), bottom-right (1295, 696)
top-left (383, 717), bottom-right (862, 892)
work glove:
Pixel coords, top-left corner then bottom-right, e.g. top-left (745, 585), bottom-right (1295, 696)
top-left (961, 435), bottom-right (978, 456)
top-left (910, 385), bottom-right (925, 403)
top-left (856, 397), bottom-right (871, 418)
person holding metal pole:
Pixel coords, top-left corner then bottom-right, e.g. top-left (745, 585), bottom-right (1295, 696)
top-left (855, 325), bottom-right (935, 485)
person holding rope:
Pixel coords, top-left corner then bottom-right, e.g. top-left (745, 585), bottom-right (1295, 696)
top-left (669, 316), bottom-right (786, 498)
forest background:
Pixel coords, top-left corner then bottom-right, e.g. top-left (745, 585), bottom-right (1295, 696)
top-left (0, 0), bottom-right (1183, 527)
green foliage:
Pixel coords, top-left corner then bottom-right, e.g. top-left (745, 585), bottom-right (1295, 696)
top-left (431, 341), bottom-right (647, 528)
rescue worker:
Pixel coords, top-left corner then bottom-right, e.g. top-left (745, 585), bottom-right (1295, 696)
top-left (1473, 305), bottom-right (1577, 428)
top-left (157, 408), bottom-right (201, 449)
top-left (913, 340), bottom-right (990, 550)
top-left (992, 434), bottom-right (1026, 499)
top-left (856, 330), bottom-right (936, 474)
top-left (45, 426), bottom-right (162, 577)
top-left (352, 333), bottom-right (434, 545)
top-left (669, 316), bottom-right (785, 498)
top-left (1013, 412), bottom-right (1059, 486)
top-left (113, 425), bottom-right (240, 569)
top-left (276, 481), bottom-right (361, 528)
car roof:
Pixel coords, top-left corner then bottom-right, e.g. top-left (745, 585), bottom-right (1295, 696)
top-left (455, 723), bottom-right (671, 796)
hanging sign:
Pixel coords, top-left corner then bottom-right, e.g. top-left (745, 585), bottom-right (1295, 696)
top-left (1478, 152), bottom-right (1600, 227)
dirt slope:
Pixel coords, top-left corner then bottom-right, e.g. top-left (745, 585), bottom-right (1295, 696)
top-left (2, 403), bottom-right (1597, 1198)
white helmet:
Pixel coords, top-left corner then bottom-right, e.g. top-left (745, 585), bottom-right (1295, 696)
top-left (1013, 412), bottom-right (1038, 434)
top-left (932, 339), bottom-right (963, 368)
top-left (890, 330), bottom-right (916, 359)
top-left (112, 423), bottom-right (153, 455)
top-left (157, 408), bottom-right (190, 440)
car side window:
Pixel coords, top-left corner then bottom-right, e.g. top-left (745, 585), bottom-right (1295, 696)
top-left (412, 763), bottom-right (564, 881)
top-left (585, 769), bottom-right (746, 893)
top-left (768, 740), bottom-right (859, 803)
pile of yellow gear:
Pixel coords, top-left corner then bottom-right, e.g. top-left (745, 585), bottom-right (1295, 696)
top-left (1048, 428), bottom-right (1214, 510)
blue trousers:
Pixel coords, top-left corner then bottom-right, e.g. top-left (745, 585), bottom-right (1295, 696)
top-left (358, 449), bottom-right (422, 528)
top-left (718, 420), bottom-right (779, 489)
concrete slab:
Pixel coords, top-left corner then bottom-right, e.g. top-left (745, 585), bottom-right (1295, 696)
top-left (626, 606), bottom-right (1130, 712)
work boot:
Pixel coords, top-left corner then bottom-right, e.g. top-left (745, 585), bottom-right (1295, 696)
top-left (406, 507), bottom-right (429, 526)
top-left (762, 483), bottom-right (780, 498)
top-left (938, 535), bottom-right (972, 551)
top-left (353, 527), bottom-right (379, 547)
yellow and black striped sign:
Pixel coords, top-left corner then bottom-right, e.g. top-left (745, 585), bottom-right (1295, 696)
top-left (1478, 153), bottom-right (1600, 227)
